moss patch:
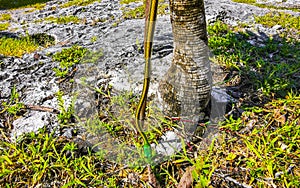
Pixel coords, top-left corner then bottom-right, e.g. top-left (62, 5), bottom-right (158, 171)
top-left (43, 15), bottom-right (81, 24)
top-left (255, 12), bottom-right (300, 31)
top-left (0, 23), bottom-right (10, 31)
top-left (60, 0), bottom-right (102, 8)
top-left (0, 36), bottom-right (39, 57)
top-left (121, 0), bottom-right (169, 19)
top-left (0, 14), bottom-right (12, 21)
top-left (232, 0), bottom-right (256, 3)
top-left (232, 0), bottom-right (300, 12)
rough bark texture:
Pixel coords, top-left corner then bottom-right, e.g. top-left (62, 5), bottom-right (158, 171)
top-left (158, 0), bottom-right (211, 135)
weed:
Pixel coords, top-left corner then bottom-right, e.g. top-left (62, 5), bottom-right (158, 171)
top-left (0, 35), bottom-right (39, 57)
top-left (90, 36), bottom-right (97, 43)
top-left (0, 14), bottom-right (11, 21)
top-left (0, 85), bottom-right (24, 117)
top-left (255, 12), bottom-right (300, 31)
top-left (207, 92), bottom-right (300, 187)
top-left (122, 5), bottom-right (145, 19)
top-left (0, 127), bottom-right (116, 187)
top-left (253, 3), bottom-right (300, 12)
top-left (120, 0), bottom-right (140, 4)
top-left (43, 15), bottom-right (81, 24)
top-left (232, 0), bottom-right (256, 3)
top-left (52, 45), bottom-right (87, 78)
top-left (60, 0), bottom-right (102, 8)
top-left (208, 20), bottom-right (300, 97)
top-left (56, 90), bottom-right (76, 125)
top-left (232, 0), bottom-right (300, 12)
top-left (0, 22), bottom-right (10, 31)
top-left (121, 0), bottom-right (169, 19)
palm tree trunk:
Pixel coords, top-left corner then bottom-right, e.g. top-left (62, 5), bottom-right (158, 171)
top-left (158, 0), bottom-right (211, 135)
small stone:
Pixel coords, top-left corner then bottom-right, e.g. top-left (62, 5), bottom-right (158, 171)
top-left (272, 24), bottom-right (282, 30)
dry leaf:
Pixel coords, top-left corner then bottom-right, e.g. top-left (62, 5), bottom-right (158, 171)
top-left (148, 164), bottom-right (161, 188)
top-left (177, 166), bottom-right (195, 188)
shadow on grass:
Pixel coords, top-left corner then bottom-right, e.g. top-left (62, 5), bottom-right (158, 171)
top-left (0, 0), bottom-right (52, 10)
top-left (208, 21), bottom-right (300, 110)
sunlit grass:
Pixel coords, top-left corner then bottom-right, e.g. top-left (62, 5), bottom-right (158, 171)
top-left (232, 0), bottom-right (256, 3)
top-left (42, 15), bottom-right (81, 24)
top-left (216, 92), bottom-right (300, 187)
top-left (232, 0), bottom-right (300, 12)
top-left (0, 36), bottom-right (39, 57)
top-left (255, 12), bottom-right (300, 30)
top-left (208, 19), bottom-right (300, 97)
top-left (0, 22), bottom-right (10, 31)
top-left (121, 0), bottom-right (169, 19)
top-left (60, 0), bottom-right (102, 8)
top-left (0, 14), bottom-right (12, 21)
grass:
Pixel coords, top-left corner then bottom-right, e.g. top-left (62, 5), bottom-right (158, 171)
top-left (232, 0), bottom-right (300, 12)
top-left (208, 19), bottom-right (300, 97)
top-left (232, 0), bottom-right (256, 3)
top-left (214, 92), bottom-right (300, 187)
top-left (0, 35), bottom-right (39, 57)
top-left (255, 12), bottom-right (300, 38)
top-left (42, 15), bottom-right (82, 24)
top-left (0, 13), bottom-right (12, 21)
top-left (0, 22), bottom-right (10, 31)
top-left (0, 127), bottom-right (115, 187)
top-left (121, 0), bottom-right (169, 19)
top-left (60, 0), bottom-right (102, 8)
top-left (0, 33), bottom-right (55, 57)
top-left (52, 45), bottom-right (88, 78)
top-left (0, 85), bottom-right (24, 117)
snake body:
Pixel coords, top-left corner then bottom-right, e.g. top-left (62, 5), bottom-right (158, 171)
top-left (135, 0), bottom-right (159, 159)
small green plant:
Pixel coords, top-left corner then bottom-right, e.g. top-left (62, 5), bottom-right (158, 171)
top-left (43, 15), bottom-right (81, 24)
top-left (80, 49), bottom-right (104, 64)
top-left (220, 116), bottom-right (243, 131)
top-left (192, 140), bottom-right (216, 187)
top-left (255, 12), bottom-right (300, 31)
top-left (0, 22), bottom-right (10, 31)
top-left (56, 90), bottom-right (76, 125)
top-left (60, 0), bottom-right (102, 8)
top-left (0, 14), bottom-right (12, 21)
top-left (253, 3), bottom-right (300, 12)
top-left (52, 45), bottom-right (87, 78)
top-left (122, 5), bottom-right (145, 19)
top-left (0, 127), bottom-right (115, 187)
top-left (121, 0), bottom-right (169, 19)
top-left (0, 85), bottom-right (24, 117)
top-left (90, 36), bottom-right (97, 43)
top-left (233, 0), bottom-right (300, 12)
top-left (205, 92), bottom-right (300, 187)
top-left (120, 0), bottom-right (140, 4)
top-left (0, 36), bottom-right (39, 57)
top-left (232, 0), bottom-right (256, 3)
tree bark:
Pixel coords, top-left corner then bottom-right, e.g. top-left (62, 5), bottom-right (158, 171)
top-left (158, 0), bottom-right (211, 135)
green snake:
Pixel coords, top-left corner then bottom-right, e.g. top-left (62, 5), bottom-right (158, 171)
top-left (135, 0), bottom-right (159, 160)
